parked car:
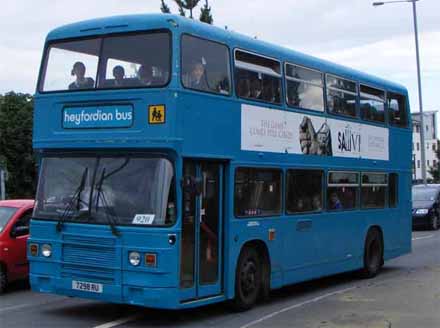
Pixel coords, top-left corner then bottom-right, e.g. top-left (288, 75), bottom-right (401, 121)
top-left (0, 200), bottom-right (34, 293)
top-left (412, 184), bottom-right (440, 230)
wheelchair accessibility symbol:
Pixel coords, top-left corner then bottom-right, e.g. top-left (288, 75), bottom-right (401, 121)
top-left (149, 105), bottom-right (166, 124)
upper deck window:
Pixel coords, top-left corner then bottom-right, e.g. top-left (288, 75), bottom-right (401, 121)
top-left (387, 92), bottom-right (408, 128)
top-left (181, 35), bottom-right (231, 95)
top-left (40, 39), bottom-right (100, 92)
top-left (39, 31), bottom-right (171, 93)
top-left (235, 50), bottom-right (281, 105)
top-left (326, 75), bottom-right (358, 117)
top-left (285, 64), bottom-right (324, 112)
top-left (360, 85), bottom-right (385, 123)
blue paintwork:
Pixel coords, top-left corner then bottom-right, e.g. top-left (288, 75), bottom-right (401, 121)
top-left (29, 14), bottom-right (412, 310)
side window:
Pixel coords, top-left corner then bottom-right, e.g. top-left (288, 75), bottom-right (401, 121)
top-left (286, 170), bottom-right (323, 213)
top-left (327, 171), bottom-right (359, 211)
top-left (326, 75), bottom-right (357, 117)
top-left (285, 64), bottom-right (324, 111)
top-left (360, 85), bottom-right (385, 123)
top-left (12, 210), bottom-right (32, 237)
top-left (235, 50), bottom-right (281, 104)
top-left (361, 173), bottom-right (387, 209)
top-left (389, 173), bottom-right (398, 207)
top-left (234, 168), bottom-right (282, 217)
top-left (388, 92), bottom-right (408, 128)
top-left (181, 34), bottom-right (231, 95)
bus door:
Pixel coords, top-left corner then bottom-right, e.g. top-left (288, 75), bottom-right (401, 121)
top-left (180, 161), bottom-right (223, 301)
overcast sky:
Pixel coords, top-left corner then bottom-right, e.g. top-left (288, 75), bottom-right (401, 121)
top-left (1, 0), bottom-right (439, 113)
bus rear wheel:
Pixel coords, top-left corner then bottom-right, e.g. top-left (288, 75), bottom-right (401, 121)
top-left (232, 246), bottom-right (262, 311)
top-left (359, 229), bottom-right (383, 279)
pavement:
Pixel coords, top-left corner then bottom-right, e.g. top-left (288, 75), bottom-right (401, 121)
top-left (1, 230), bottom-right (439, 328)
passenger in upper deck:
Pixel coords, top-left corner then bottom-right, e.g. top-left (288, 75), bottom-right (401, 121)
top-left (137, 65), bottom-right (153, 86)
top-left (69, 61), bottom-right (94, 90)
top-left (189, 60), bottom-right (209, 91)
top-left (112, 65), bottom-right (126, 87)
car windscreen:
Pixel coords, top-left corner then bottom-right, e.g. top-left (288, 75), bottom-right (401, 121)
top-left (412, 188), bottom-right (438, 202)
top-left (39, 31), bottom-right (171, 92)
top-left (34, 156), bottom-right (176, 227)
top-left (0, 207), bottom-right (18, 233)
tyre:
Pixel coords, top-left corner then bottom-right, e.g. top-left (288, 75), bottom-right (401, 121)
top-left (359, 229), bottom-right (383, 279)
top-left (232, 246), bottom-right (262, 311)
top-left (430, 214), bottom-right (439, 231)
top-left (0, 265), bottom-right (7, 294)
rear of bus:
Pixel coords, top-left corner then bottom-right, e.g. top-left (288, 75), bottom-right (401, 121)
top-left (29, 15), bottom-right (185, 309)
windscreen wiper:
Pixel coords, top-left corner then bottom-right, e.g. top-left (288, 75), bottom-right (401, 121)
top-left (94, 168), bottom-right (120, 237)
top-left (56, 167), bottom-right (88, 232)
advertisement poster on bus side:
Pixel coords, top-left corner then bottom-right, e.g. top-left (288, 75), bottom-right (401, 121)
top-left (241, 104), bottom-right (389, 161)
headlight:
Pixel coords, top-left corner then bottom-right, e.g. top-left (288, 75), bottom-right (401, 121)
top-left (41, 244), bottom-right (52, 257)
top-left (415, 208), bottom-right (429, 215)
top-left (129, 252), bottom-right (141, 266)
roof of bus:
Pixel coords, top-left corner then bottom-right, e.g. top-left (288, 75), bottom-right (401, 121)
top-left (46, 13), bottom-right (408, 94)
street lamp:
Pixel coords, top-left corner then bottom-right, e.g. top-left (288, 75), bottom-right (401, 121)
top-left (373, 0), bottom-right (426, 184)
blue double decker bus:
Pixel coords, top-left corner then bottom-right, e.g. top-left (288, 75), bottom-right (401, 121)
top-left (29, 14), bottom-right (412, 310)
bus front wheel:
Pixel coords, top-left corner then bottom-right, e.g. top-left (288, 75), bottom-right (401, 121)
top-left (359, 228), bottom-right (383, 279)
top-left (232, 246), bottom-right (262, 311)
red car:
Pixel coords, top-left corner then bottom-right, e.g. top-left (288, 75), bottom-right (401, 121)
top-left (0, 200), bottom-right (34, 293)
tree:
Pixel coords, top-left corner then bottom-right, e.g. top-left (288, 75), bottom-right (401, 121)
top-left (429, 140), bottom-right (440, 182)
top-left (199, 0), bottom-right (213, 24)
top-left (175, 0), bottom-right (201, 19)
top-left (159, 0), bottom-right (214, 24)
top-left (160, 0), bottom-right (171, 13)
top-left (0, 92), bottom-right (36, 198)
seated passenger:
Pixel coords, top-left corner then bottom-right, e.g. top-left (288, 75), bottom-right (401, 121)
top-left (329, 192), bottom-right (342, 210)
top-left (69, 61), bottom-right (94, 90)
top-left (189, 61), bottom-right (209, 91)
top-left (112, 65), bottom-right (126, 87)
top-left (312, 194), bottom-right (322, 211)
top-left (250, 78), bottom-right (263, 99)
top-left (137, 65), bottom-right (153, 86)
top-left (237, 78), bottom-right (250, 98)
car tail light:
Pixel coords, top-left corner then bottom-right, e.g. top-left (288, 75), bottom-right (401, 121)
top-left (145, 253), bottom-right (157, 267)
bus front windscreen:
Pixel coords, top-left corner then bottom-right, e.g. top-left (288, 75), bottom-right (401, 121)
top-left (39, 31), bottom-right (171, 92)
top-left (34, 156), bottom-right (176, 227)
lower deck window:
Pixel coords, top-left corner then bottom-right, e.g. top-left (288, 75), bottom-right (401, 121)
top-left (327, 171), bottom-right (359, 210)
top-left (234, 167), bottom-right (281, 217)
top-left (286, 169), bottom-right (323, 213)
top-left (361, 173), bottom-right (387, 209)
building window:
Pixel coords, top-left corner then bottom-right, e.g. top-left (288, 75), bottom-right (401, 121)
top-left (234, 167), bottom-right (282, 217)
top-left (417, 143), bottom-right (420, 151)
top-left (433, 143), bottom-right (436, 151)
top-left (361, 173), bottom-right (387, 209)
top-left (327, 171), bottom-right (359, 210)
top-left (427, 160), bottom-right (430, 166)
top-left (286, 169), bottom-right (323, 214)
top-left (416, 125), bottom-right (420, 133)
top-left (434, 160), bottom-right (437, 166)
top-left (417, 160), bottom-right (420, 168)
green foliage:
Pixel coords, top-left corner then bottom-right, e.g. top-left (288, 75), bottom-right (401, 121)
top-left (175, 0), bottom-right (201, 18)
top-left (0, 92), bottom-right (36, 199)
top-left (160, 0), bottom-right (171, 13)
top-left (428, 140), bottom-right (440, 182)
top-left (199, 0), bottom-right (213, 24)
top-left (159, 0), bottom-right (213, 23)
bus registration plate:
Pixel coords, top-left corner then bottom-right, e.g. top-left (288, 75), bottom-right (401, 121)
top-left (72, 280), bottom-right (103, 293)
